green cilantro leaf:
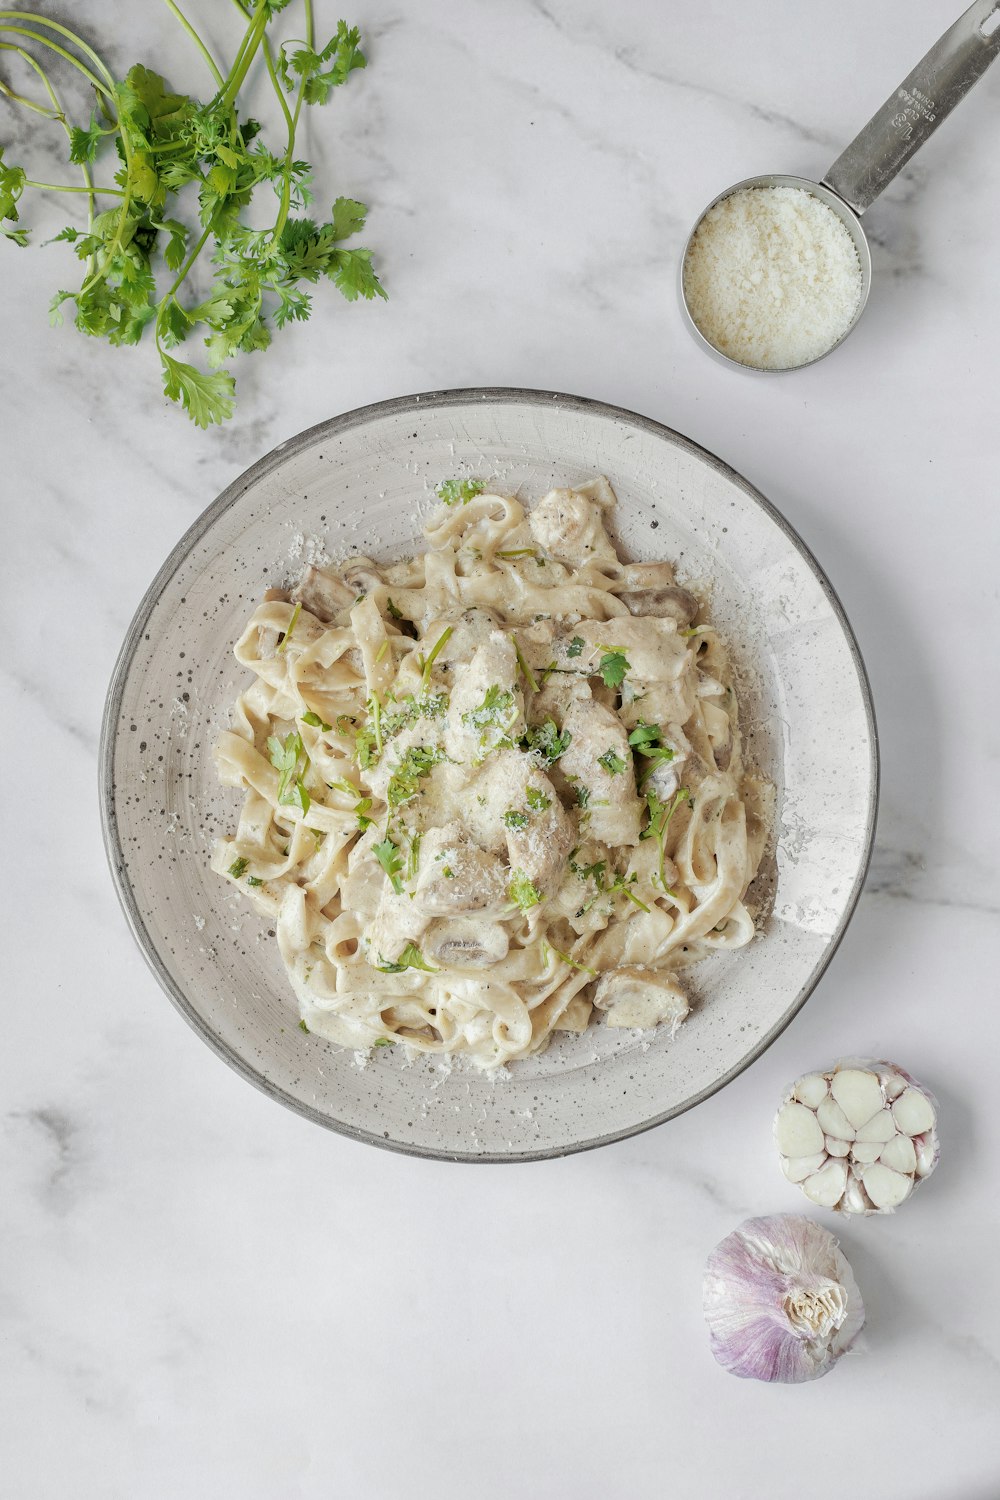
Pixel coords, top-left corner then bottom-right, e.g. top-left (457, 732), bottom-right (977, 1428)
top-left (525, 788), bottom-right (551, 812)
top-left (228, 856), bottom-right (249, 878)
top-left (159, 352), bottom-right (236, 430)
top-left (508, 869), bottom-right (542, 911)
top-left (377, 942), bottom-right (437, 974)
top-left (301, 711), bottom-right (333, 731)
top-left (596, 648), bottom-right (630, 689)
top-left (598, 748), bottom-right (626, 776)
top-left (387, 745), bottom-right (443, 806)
top-left (267, 730), bottom-right (311, 814)
top-left (520, 718), bottom-right (571, 761)
top-left (566, 635), bottom-right (584, 659)
top-left (373, 836), bottom-right (404, 894)
top-left (437, 478), bottom-right (485, 506)
top-left (462, 684), bottom-right (515, 734)
top-left (502, 810), bottom-right (529, 829)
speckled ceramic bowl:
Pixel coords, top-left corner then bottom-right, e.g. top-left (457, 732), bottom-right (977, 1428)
top-left (101, 389), bottom-right (877, 1161)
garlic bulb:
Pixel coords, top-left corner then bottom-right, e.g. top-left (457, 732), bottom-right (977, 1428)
top-left (774, 1059), bottom-right (940, 1214)
top-left (704, 1214), bottom-right (865, 1382)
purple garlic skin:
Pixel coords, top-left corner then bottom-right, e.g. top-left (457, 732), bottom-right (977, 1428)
top-left (774, 1058), bottom-right (940, 1216)
top-left (704, 1214), bottom-right (865, 1383)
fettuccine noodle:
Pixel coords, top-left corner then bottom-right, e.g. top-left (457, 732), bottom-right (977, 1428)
top-left (212, 477), bottom-right (771, 1068)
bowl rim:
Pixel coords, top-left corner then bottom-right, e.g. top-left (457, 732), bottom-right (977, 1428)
top-left (99, 386), bottom-right (879, 1163)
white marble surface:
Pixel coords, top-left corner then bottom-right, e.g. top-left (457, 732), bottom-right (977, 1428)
top-left (4, 1), bottom-right (1000, 1495)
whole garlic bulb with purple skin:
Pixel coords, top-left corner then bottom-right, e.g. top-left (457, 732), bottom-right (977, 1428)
top-left (774, 1059), bottom-right (940, 1215)
top-left (704, 1215), bottom-right (865, 1382)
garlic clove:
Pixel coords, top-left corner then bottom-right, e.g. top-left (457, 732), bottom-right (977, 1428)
top-left (849, 1141), bottom-right (883, 1165)
top-left (882, 1072), bottom-right (907, 1100)
top-left (914, 1133), bottom-right (939, 1177)
top-left (781, 1151), bottom-right (828, 1183)
top-left (801, 1159), bottom-right (848, 1208)
top-left (862, 1163), bottom-right (913, 1210)
top-left (704, 1214), bottom-right (865, 1382)
top-left (825, 1137), bottom-right (852, 1157)
top-left (830, 1068), bottom-right (885, 1129)
top-left (793, 1073), bottom-right (829, 1109)
top-left (892, 1088), bottom-right (936, 1137)
top-left (816, 1096), bottom-right (856, 1141)
top-left (855, 1108), bottom-right (897, 1143)
top-left (774, 1101), bottom-right (825, 1157)
top-left (879, 1133), bottom-right (917, 1174)
top-left (841, 1177), bottom-right (871, 1215)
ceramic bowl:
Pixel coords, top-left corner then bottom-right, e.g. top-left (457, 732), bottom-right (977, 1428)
top-left (101, 389), bottom-right (877, 1161)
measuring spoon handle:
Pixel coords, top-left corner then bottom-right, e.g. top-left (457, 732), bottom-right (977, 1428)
top-left (823, 0), bottom-right (1000, 214)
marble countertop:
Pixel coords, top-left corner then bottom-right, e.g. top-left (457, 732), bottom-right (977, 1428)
top-left (4, 1), bottom-right (999, 1495)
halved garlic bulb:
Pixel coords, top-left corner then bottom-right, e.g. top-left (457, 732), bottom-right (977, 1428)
top-left (775, 1059), bottom-right (940, 1215)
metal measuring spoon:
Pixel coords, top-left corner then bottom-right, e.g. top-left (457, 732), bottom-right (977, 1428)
top-left (681, 0), bottom-right (1000, 370)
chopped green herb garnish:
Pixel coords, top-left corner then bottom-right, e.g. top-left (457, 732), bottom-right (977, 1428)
top-left (299, 1019), bottom-right (310, 1034)
top-left (267, 731), bottom-right (311, 815)
top-left (373, 836), bottom-right (404, 894)
top-left (355, 797), bottom-right (374, 831)
top-left (508, 869), bottom-right (542, 911)
top-left (520, 718), bottom-right (571, 761)
top-left (595, 647), bottom-right (630, 689)
top-left (567, 635), bottom-right (584, 659)
top-left (387, 745), bottom-right (443, 806)
top-left (525, 787), bottom-right (551, 812)
top-left (373, 1036), bottom-right (394, 1047)
top-left (407, 830), bottom-right (422, 880)
top-left (441, 866), bottom-right (455, 879)
top-left (502, 810), bottom-right (529, 829)
top-left (463, 684), bottom-right (516, 734)
top-left (247, 875), bottom-right (264, 888)
top-left (627, 721), bottom-right (676, 783)
top-left (302, 711), bottom-right (333, 732)
top-left (512, 635), bottom-right (539, 693)
top-left (575, 784), bottom-right (591, 808)
top-left (497, 547), bottom-right (536, 560)
top-left (377, 942), bottom-right (437, 973)
top-left (437, 478), bottom-right (485, 506)
top-left (228, 856), bottom-right (249, 879)
top-left (641, 787), bottom-right (690, 892)
top-left (386, 598), bottom-right (403, 620)
top-left (355, 694), bottom-right (383, 768)
top-left (375, 638), bottom-right (390, 663)
top-left (277, 602), bottom-right (301, 653)
top-left (598, 748), bottom-right (626, 776)
top-left (420, 627), bottom-right (453, 689)
top-left (542, 942), bottom-right (597, 977)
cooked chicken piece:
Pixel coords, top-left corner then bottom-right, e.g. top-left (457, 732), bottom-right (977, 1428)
top-left (364, 892), bottom-right (432, 967)
top-left (528, 487), bottom-right (620, 569)
top-left (425, 608), bottom-right (502, 667)
top-left (576, 616), bottom-right (690, 685)
top-left (411, 824), bottom-right (510, 917)
top-left (593, 966), bottom-right (690, 1029)
top-left (559, 700), bottom-right (643, 846)
top-left (444, 631), bottom-right (524, 762)
top-left (462, 751), bottom-right (571, 893)
top-left (423, 918), bottom-right (509, 968)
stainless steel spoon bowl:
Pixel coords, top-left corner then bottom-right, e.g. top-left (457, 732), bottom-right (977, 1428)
top-left (682, 0), bottom-right (1000, 371)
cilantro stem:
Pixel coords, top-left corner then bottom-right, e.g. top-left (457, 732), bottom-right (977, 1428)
top-left (219, 1), bottom-right (268, 109)
top-left (21, 179), bottom-right (123, 195)
top-left (0, 12), bottom-right (114, 86)
top-left (512, 634), bottom-right (538, 693)
top-left (420, 627), bottom-right (453, 689)
top-left (161, 0), bottom-right (225, 89)
top-left (0, 23), bottom-right (114, 98)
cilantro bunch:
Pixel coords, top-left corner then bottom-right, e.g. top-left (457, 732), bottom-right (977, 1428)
top-left (0, 2), bottom-right (386, 427)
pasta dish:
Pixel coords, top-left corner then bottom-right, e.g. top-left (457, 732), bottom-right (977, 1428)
top-left (212, 477), bottom-right (771, 1068)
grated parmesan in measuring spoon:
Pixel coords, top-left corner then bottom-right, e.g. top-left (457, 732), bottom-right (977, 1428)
top-left (682, 185), bottom-right (863, 371)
